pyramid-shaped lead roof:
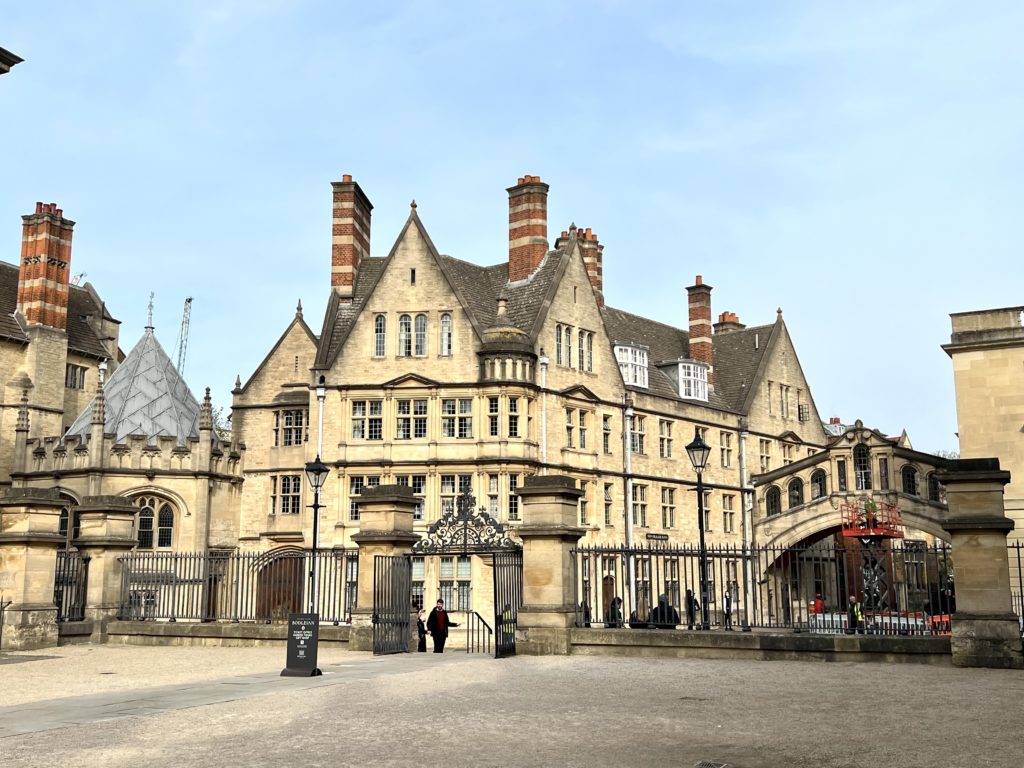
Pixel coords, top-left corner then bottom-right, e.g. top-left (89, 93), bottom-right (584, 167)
top-left (65, 327), bottom-right (200, 446)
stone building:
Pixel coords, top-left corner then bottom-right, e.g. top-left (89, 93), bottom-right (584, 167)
top-left (944, 306), bottom-right (1024, 542)
top-left (1, 203), bottom-right (121, 490)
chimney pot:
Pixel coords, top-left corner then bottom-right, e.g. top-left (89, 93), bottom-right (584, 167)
top-left (35, 202), bottom-right (43, 214)
top-left (342, 174), bottom-right (352, 182)
top-left (331, 176), bottom-right (373, 300)
top-left (696, 274), bottom-right (703, 286)
top-left (507, 174), bottom-right (549, 281)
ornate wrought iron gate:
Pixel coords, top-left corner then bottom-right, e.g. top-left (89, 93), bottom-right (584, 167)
top-left (373, 554), bottom-right (411, 655)
top-left (413, 490), bottom-right (523, 659)
top-left (493, 550), bottom-right (522, 658)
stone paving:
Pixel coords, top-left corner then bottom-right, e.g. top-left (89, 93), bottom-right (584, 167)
top-left (1, 645), bottom-right (1023, 768)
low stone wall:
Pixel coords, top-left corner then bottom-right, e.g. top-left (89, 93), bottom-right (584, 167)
top-left (569, 628), bottom-right (952, 664)
top-left (106, 621), bottom-right (351, 648)
top-left (57, 621), bottom-right (95, 645)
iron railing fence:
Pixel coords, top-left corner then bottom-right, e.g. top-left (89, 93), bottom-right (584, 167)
top-left (117, 550), bottom-right (358, 624)
top-left (465, 611), bottom-right (493, 655)
top-left (573, 542), bottom-right (956, 636)
top-left (1009, 542), bottom-right (1024, 635)
top-left (54, 550), bottom-right (90, 622)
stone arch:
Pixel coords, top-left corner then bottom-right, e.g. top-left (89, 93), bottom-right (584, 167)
top-left (253, 545), bottom-right (307, 623)
top-left (119, 486), bottom-right (189, 550)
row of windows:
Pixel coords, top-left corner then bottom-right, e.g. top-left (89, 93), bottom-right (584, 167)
top-left (624, 484), bottom-right (739, 533)
top-left (65, 364), bottom-right (88, 390)
top-left (766, 381), bottom-right (808, 421)
top-left (347, 397), bottom-right (527, 441)
top-left (555, 324), bottom-right (595, 371)
top-left (374, 313), bottom-right (453, 358)
top-left (411, 555), bottom-right (471, 611)
top-left (764, 459), bottom-right (943, 516)
top-left (344, 473), bottom-right (522, 523)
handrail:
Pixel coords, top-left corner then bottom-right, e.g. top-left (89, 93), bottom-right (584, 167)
top-left (466, 610), bottom-right (493, 655)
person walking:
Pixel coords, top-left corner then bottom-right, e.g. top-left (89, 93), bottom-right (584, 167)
top-left (723, 588), bottom-right (733, 630)
top-left (606, 596), bottom-right (623, 628)
top-left (416, 609), bottom-right (427, 653)
top-left (685, 588), bottom-right (698, 630)
top-left (847, 595), bottom-right (864, 634)
top-left (426, 599), bottom-right (458, 653)
top-left (650, 593), bottom-right (681, 629)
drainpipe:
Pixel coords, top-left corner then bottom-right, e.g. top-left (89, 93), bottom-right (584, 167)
top-left (538, 352), bottom-right (549, 474)
top-left (623, 397), bottom-right (636, 611)
top-left (738, 419), bottom-right (754, 629)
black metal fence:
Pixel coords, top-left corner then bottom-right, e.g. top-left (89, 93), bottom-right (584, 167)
top-left (573, 541), bottom-right (956, 636)
top-left (1009, 542), bottom-right (1024, 635)
top-left (54, 550), bottom-right (90, 622)
top-left (117, 550), bottom-right (358, 624)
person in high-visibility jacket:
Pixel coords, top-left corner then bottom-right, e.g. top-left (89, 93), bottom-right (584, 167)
top-left (500, 604), bottom-right (515, 643)
top-left (846, 595), bottom-right (864, 634)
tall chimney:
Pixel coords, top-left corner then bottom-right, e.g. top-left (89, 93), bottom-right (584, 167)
top-left (507, 175), bottom-right (549, 282)
top-left (686, 275), bottom-right (714, 387)
top-left (331, 174), bottom-right (373, 301)
top-left (17, 202), bottom-right (74, 330)
top-left (577, 226), bottom-right (605, 308)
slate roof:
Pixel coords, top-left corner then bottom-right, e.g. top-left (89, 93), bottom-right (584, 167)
top-left (65, 327), bottom-right (200, 446)
top-left (312, 218), bottom-right (781, 417)
top-left (0, 260), bottom-right (114, 358)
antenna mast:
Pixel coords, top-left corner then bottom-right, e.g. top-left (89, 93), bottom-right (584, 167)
top-left (175, 297), bottom-right (193, 373)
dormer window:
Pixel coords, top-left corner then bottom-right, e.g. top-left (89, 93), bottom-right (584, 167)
top-left (615, 345), bottom-right (648, 388)
top-left (678, 360), bottom-right (708, 402)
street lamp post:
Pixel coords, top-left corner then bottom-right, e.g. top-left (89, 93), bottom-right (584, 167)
top-left (686, 427), bottom-right (712, 631)
top-left (305, 454), bottom-right (329, 616)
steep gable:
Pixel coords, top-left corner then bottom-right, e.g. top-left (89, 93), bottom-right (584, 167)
top-left (238, 305), bottom-right (318, 401)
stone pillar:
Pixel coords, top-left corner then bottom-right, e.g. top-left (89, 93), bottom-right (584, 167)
top-left (938, 458), bottom-right (1023, 669)
top-left (349, 485), bottom-right (419, 652)
top-left (515, 475), bottom-right (585, 655)
top-left (74, 496), bottom-right (139, 642)
top-left (0, 488), bottom-right (64, 650)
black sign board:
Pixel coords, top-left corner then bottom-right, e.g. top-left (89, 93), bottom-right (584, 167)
top-left (645, 533), bottom-right (669, 542)
top-left (280, 613), bottom-right (322, 677)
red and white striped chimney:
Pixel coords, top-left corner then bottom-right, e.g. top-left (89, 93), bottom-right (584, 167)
top-left (331, 174), bottom-right (373, 301)
top-left (17, 202), bottom-right (74, 330)
top-left (577, 226), bottom-right (605, 307)
top-left (507, 175), bottom-right (549, 282)
top-left (686, 275), bottom-right (714, 386)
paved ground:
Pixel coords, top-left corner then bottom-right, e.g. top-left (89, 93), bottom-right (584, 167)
top-left (2, 646), bottom-right (1023, 768)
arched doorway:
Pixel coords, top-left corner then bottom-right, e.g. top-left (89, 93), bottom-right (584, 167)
top-left (256, 549), bottom-right (306, 623)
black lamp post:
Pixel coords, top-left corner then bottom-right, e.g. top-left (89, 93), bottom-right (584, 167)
top-left (304, 454), bottom-right (329, 615)
top-left (686, 427), bottom-right (711, 630)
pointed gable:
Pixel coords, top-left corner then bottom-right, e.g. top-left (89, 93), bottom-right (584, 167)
top-left (65, 327), bottom-right (200, 445)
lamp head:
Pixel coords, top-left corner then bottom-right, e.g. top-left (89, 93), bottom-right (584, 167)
top-left (685, 427), bottom-right (711, 472)
top-left (305, 455), bottom-right (330, 490)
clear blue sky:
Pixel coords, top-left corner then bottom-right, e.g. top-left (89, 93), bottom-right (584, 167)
top-left (3, 1), bottom-right (1022, 454)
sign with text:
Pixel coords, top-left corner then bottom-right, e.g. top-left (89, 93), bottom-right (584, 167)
top-left (280, 613), bottom-right (322, 677)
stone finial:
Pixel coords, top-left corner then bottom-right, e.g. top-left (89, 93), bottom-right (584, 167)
top-left (91, 378), bottom-right (105, 426)
top-left (234, 374), bottom-right (242, 389)
top-left (200, 387), bottom-right (213, 430)
top-left (410, 199), bottom-right (417, 210)
top-left (146, 291), bottom-right (155, 330)
top-left (296, 299), bottom-right (303, 318)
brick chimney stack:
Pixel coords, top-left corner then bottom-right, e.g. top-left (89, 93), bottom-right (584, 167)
top-left (507, 175), bottom-right (549, 282)
top-left (686, 275), bottom-right (714, 386)
top-left (713, 310), bottom-right (746, 334)
top-left (17, 202), bottom-right (74, 330)
top-left (331, 174), bottom-right (373, 301)
top-left (577, 226), bottom-right (605, 308)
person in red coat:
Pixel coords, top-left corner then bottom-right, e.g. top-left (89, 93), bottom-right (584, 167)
top-left (426, 599), bottom-right (458, 653)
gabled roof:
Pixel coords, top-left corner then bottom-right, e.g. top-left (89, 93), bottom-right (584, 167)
top-left (65, 327), bottom-right (200, 446)
top-left (314, 208), bottom-right (566, 371)
top-left (238, 303), bottom-right (318, 393)
top-left (0, 261), bottom-right (114, 358)
top-left (711, 323), bottom-right (774, 412)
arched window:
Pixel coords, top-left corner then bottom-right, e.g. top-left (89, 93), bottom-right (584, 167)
top-left (135, 495), bottom-right (175, 550)
top-left (398, 314), bottom-right (412, 357)
top-left (927, 472), bottom-right (942, 502)
top-left (414, 314), bottom-right (427, 356)
top-left (788, 478), bottom-right (804, 509)
top-left (578, 329), bottom-right (585, 370)
top-left (901, 465), bottom-right (919, 496)
top-left (373, 315), bottom-right (386, 358)
top-left (586, 333), bottom-right (593, 372)
top-left (555, 324), bottom-right (562, 365)
top-left (564, 326), bottom-right (572, 367)
top-left (440, 313), bottom-right (452, 357)
top-left (766, 487), bottom-right (782, 516)
top-left (810, 469), bottom-right (827, 500)
top-left (853, 444), bottom-right (872, 490)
